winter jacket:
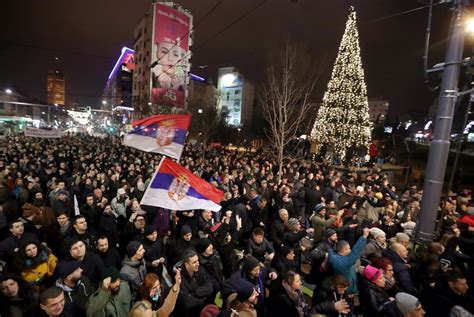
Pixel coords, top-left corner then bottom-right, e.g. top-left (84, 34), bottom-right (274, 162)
top-left (21, 251), bottom-right (58, 289)
top-left (383, 248), bottom-right (416, 295)
top-left (357, 199), bottom-right (384, 224)
top-left (267, 282), bottom-right (311, 317)
top-left (269, 218), bottom-right (285, 249)
top-left (361, 239), bottom-right (386, 265)
top-left (359, 278), bottom-right (398, 317)
top-left (120, 256), bottom-right (146, 296)
top-left (86, 281), bottom-right (132, 317)
top-left (329, 236), bottom-right (366, 294)
top-left (56, 276), bottom-right (95, 316)
top-left (175, 266), bottom-right (214, 317)
top-left (310, 213), bottom-right (336, 242)
top-left (198, 252), bottom-right (224, 293)
top-left (64, 252), bottom-right (105, 286)
top-left (312, 278), bottom-right (353, 316)
top-left (246, 237), bottom-right (274, 263)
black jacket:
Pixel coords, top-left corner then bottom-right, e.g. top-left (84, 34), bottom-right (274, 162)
top-left (312, 278), bottom-right (353, 316)
top-left (359, 278), bottom-right (398, 317)
top-left (64, 252), bottom-right (104, 286)
top-left (383, 248), bottom-right (417, 295)
top-left (269, 218), bottom-right (285, 249)
top-left (271, 253), bottom-right (297, 276)
top-left (96, 247), bottom-right (122, 269)
top-left (175, 266), bottom-right (214, 317)
top-left (198, 252), bottom-right (224, 293)
top-left (267, 282), bottom-right (311, 317)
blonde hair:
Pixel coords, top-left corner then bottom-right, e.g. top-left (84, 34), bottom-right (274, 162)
top-left (128, 300), bottom-right (153, 317)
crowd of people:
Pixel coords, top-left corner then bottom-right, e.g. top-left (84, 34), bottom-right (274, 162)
top-left (0, 134), bottom-right (473, 317)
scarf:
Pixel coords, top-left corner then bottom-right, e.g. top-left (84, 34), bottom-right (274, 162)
top-left (282, 281), bottom-right (310, 317)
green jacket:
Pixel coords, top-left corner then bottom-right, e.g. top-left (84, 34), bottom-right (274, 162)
top-left (86, 282), bottom-right (131, 317)
top-left (310, 213), bottom-right (337, 241)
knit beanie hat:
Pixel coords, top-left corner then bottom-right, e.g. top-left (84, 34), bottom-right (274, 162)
top-left (396, 292), bottom-right (421, 315)
top-left (243, 256), bottom-right (261, 273)
top-left (126, 241), bottom-right (142, 258)
top-left (100, 266), bottom-right (121, 282)
top-left (280, 245), bottom-right (293, 257)
top-left (287, 218), bottom-right (299, 226)
top-left (56, 261), bottom-right (82, 279)
top-left (195, 238), bottom-right (212, 254)
top-left (314, 203), bottom-right (326, 213)
top-left (370, 227), bottom-right (386, 239)
top-left (144, 225), bottom-right (156, 237)
top-left (324, 228), bottom-right (337, 239)
top-left (181, 225), bottom-right (192, 236)
top-left (236, 280), bottom-right (255, 302)
top-left (363, 265), bottom-right (384, 283)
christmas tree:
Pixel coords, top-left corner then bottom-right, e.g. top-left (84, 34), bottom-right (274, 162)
top-left (310, 7), bottom-right (372, 160)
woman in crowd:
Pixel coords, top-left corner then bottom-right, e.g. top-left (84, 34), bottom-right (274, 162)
top-left (134, 269), bottom-right (181, 317)
top-left (359, 265), bottom-right (398, 317)
top-left (268, 270), bottom-right (312, 317)
top-left (14, 239), bottom-right (58, 293)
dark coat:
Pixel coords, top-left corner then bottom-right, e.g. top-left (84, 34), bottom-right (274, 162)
top-left (271, 253), bottom-right (297, 276)
top-left (312, 278), bottom-right (353, 316)
top-left (64, 252), bottom-right (104, 286)
top-left (198, 252), bottom-right (224, 293)
top-left (383, 248), bottom-right (417, 295)
top-left (246, 237), bottom-right (274, 263)
top-left (269, 218), bottom-right (285, 249)
top-left (175, 266), bottom-right (214, 317)
top-left (359, 278), bottom-right (398, 317)
top-left (99, 213), bottom-right (120, 248)
top-left (267, 283), bottom-right (309, 317)
top-left (95, 247), bottom-right (122, 269)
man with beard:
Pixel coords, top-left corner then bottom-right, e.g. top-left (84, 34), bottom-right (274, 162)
top-left (86, 267), bottom-right (131, 317)
top-left (55, 261), bottom-right (95, 316)
top-left (95, 236), bottom-right (122, 269)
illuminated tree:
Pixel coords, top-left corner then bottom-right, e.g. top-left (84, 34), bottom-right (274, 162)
top-left (310, 7), bottom-right (372, 160)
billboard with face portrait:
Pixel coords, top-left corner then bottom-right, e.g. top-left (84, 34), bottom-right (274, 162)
top-left (151, 3), bottom-right (192, 108)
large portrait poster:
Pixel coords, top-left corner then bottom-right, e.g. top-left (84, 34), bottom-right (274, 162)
top-left (151, 3), bottom-right (192, 107)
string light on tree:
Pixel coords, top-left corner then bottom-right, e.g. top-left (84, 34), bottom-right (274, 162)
top-left (310, 7), bottom-right (372, 161)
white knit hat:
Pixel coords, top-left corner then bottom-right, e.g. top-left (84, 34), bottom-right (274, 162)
top-left (396, 292), bottom-right (421, 315)
top-left (369, 227), bottom-right (386, 239)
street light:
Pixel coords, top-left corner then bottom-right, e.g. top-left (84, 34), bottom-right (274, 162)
top-left (148, 102), bottom-right (152, 106)
top-left (5, 88), bottom-right (12, 94)
top-left (102, 100), bottom-right (107, 105)
top-left (467, 18), bottom-right (474, 33)
top-left (198, 108), bottom-right (203, 114)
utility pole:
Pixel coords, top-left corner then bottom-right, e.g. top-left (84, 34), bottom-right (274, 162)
top-left (415, 0), bottom-right (467, 245)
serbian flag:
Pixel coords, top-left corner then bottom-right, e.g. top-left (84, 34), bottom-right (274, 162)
top-left (123, 114), bottom-right (191, 160)
top-left (140, 157), bottom-right (224, 212)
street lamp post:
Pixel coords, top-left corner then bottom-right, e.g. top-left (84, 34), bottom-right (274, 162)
top-left (416, 0), bottom-right (467, 244)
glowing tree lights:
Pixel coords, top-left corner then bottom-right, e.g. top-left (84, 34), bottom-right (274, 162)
top-left (310, 7), bottom-right (372, 161)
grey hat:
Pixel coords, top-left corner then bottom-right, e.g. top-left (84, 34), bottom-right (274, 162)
top-left (396, 292), bottom-right (421, 315)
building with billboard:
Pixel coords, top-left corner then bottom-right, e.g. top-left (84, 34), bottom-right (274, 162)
top-left (47, 70), bottom-right (65, 105)
top-left (217, 67), bottom-right (254, 127)
top-left (101, 46), bottom-right (135, 121)
top-left (132, 2), bottom-right (193, 117)
top-left (368, 99), bottom-right (389, 124)
top-left (103, 46), bottom-right (135, 111)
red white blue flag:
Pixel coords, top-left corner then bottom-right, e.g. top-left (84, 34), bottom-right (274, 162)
top-left (140, 157), bottom-right (224, 212)
top-left (123, 114), bottom-right (191, 160)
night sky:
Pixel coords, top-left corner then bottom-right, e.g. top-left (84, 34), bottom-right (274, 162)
top-left (1, 0), bottom-right (456, 119)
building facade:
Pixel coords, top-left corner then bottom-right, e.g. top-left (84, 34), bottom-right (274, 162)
top-left (47, 70), bottom-right (65, 105)
top-left (103, 46), bottom-right (135, 111)
top-left (217, 67), bottom-right (254, 127)
top-left (132, 2), bottom-right (193, 117)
